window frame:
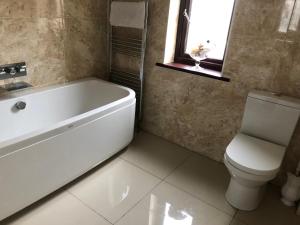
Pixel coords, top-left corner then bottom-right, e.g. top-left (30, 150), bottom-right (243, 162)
top-left (174, 0), bottom-right (232, 72)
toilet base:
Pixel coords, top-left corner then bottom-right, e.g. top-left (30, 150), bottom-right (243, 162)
top-left (225, 177), bottom-right (266, 211)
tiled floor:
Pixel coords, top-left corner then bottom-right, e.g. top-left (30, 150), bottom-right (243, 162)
top-left (3, 131), bottom-right (300, 225)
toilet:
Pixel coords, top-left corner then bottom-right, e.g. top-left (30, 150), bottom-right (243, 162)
top-left (224, 91), bottom-right (300, 211)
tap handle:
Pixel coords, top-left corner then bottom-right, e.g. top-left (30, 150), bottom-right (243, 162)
top-left (5, 67), bottom-right (17, 76)
top-left (0, 68), bottom-right (5, 75)
top-left (0, 62), bottom-right (27, 80)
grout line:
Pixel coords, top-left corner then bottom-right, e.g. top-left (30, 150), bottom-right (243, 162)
top-left (162, 152), bottom-right (193, 181)
top-left (231, 213), bottom-right (252, 225)
top-left (139, 130), bottom-right (227, 165)
top-left (65, 135), bottom-right (233, 224)
top-left (117, 144), bottom-right (237, 220)
top-left (66, 156), bottom-right (164, 225)
top-left (119, 157), bottom-right (163, 180)
top-left (120, 148), bottom-right (230, 214)
top-left (119, 143), bottom-right (193, 181)
top-left (112, 150), bottom-right (193, 224)
top-left (113, 179), bottom-right (164, 224)
top-left (118, 151), bottom-right (236, 223)
top-left (67, 191), bottom-right (113, 225)
top-left (164, 179), bottom-right (236, 217)
top-left (126, 142), bottom-right (237, 217)
top-left (72, 146), bottom-right (233, 223)
top-left (228, 210), bottom-right (239, 225)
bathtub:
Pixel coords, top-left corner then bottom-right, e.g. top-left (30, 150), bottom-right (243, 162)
top-left (0, 78), bottom-right (136, 221)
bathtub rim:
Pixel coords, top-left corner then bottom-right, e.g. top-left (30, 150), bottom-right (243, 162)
top-left (0, 77), bottom-right (135, 101)
top-left (0, 78), bottom-right (136, 154)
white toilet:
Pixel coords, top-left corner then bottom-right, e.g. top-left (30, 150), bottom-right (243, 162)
top-left (224, 91), bottom-right (300, 211)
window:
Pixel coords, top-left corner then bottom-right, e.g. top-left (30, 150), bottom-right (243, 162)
top-left (175, 0), bottom-right (235, 71)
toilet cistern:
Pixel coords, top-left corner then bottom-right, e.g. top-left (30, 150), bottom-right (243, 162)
top-left (224, 91), bottom-right (300, 211)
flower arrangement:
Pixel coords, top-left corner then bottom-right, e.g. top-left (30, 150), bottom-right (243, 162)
top-left (188, 40), bottom-right (212, 69)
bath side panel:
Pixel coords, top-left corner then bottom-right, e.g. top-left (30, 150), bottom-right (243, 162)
top-left (0, 102), bottom-right (135, 221)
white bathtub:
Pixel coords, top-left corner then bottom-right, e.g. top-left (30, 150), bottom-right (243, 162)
top-left (0, 78), bottom-right (136, 221)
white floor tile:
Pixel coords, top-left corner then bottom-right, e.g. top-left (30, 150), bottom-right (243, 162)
top-left (116, 182), bottom-right (232, 225)
top-left (3, 133), bottom-right (298, 225)
top-left (5, 192), bottom-right (110, 225)
top-left (68, 158), bottom-right (161, 224)
top-left (235, 185), bottom-right (300, 225)
top-left (166, 155), bottom-right (235, 216)
top-left (121, 132), bottom-right (191, 178)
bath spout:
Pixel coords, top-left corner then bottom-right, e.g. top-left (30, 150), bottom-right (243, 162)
top-left (1, 81), bottom-right (32, 92)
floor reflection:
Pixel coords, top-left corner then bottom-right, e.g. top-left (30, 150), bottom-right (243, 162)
top-left (108, 175), bottom-right (130, 208)
top-left (163, 203), bottom-right (193, 225)
top-left (148, 194), bottom-right (193, 225)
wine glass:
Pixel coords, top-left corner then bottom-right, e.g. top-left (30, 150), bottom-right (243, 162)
top-left (189, 50), bottom-right (208, 69)
top-left (189, 41), bottom-right (213, 70)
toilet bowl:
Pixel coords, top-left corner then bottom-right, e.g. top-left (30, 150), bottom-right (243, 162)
top-left (224, 133), bottom-right (285, 210)
top-left (224, 91), bottom-right (300, 211)
top-left (224, 159), bottom-right (270, 211)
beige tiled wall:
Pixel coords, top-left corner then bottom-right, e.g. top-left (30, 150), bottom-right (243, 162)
top-left (0, 0), bottom-right (108, 87)
top-left (142, 0), bottom-right (300, 184)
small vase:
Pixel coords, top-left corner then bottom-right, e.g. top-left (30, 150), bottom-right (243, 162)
top-left (281, 172), bottom-right (300, 206)
top-left (189, 54), bottom-right (207, 71)
top-left (195, 61), bottom-right (201, 70)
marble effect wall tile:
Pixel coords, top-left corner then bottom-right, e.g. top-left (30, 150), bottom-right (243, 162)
top-left (0, 0), bottom-right (107, 88)
top-left (142, 0), bottom-right (300, 183)
top-left (0, 0), bottom-right (64, 18)
top-left (64, 0), bottom-right (107, 19)
top-left (64, 17), bottom-right (107, 81)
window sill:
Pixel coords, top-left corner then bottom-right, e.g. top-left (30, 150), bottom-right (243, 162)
top-left (156, 62), bottom-right (230, 82)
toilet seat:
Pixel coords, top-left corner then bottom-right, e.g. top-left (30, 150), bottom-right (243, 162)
top-left (225, 133), bottom-right (286, 176)
top-left (224, 155), bottom-right (276, 181)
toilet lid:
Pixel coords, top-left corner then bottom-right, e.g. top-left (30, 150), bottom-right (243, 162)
top-left (225, 133), bottom-right (286, 176)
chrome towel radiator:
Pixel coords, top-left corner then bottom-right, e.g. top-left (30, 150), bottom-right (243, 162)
top-left (108, 0), bottom-right (149, 123)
